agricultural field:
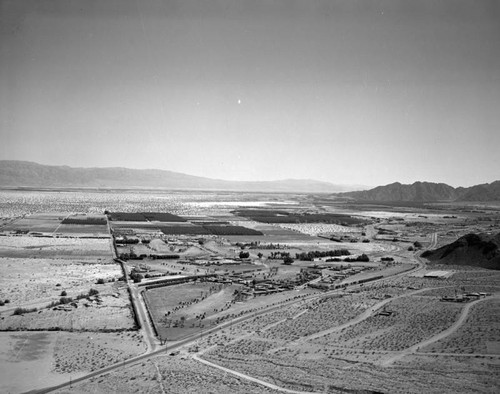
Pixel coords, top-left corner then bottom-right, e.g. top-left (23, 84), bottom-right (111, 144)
top-left (1, 212), bottom-right (110, 237)
top-left (0, 235), bottom-right (113, 260)
top-left (144, 282), bottom-right (239, 339)
top-left (1, 212), bottom-right (64, 234)
top-left (144, 281), bottom-right (319, 341)
top-left (0, 280), bottom-right (135, 331)
top-left (0, 258), bottom-right (121, 308)
top-left (272, 222), bottom-right (361, 236)
top-left (108, 211), bottom-right (187, 222)
top-left (232, 209), bottom-right (367, 225)
top-left (203, 224), bottom-right (263, 236)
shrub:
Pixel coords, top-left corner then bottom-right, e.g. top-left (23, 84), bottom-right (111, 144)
top-left (60, 291), bottom-right (67, 296)
top-left (59, 297), bottom-right (72, 304)
top-left (130, 272), bottom-right (143, 283)
top-left (13, 307), bottom-right (37, 315)
top-left (88, 288), bottom-right (99, 296)
top-left (96, 278), bottom-right (105, 285)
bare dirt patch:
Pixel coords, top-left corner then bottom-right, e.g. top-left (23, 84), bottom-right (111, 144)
top-left (53, 331), bottom-right (146, 373)
top-left (0, 235), bottom-right (112, 259)
top-left (0, 257), bottom-right (122, 309)
top-left (0, 281), bottom-right (135, 331)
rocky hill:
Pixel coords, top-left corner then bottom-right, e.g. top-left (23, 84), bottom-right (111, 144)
top-left (340, 181), bottom-right (500, 202)
top-left (456, 181), bottom-right (500, 201)
top-left (422, 233), bottom-right (500, 270)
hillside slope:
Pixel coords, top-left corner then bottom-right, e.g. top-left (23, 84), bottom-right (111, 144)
top-left (422, 233), bottom-right (500, 270)
top-left (340, 181), bottom-right (500, 202)
top-left (456, 181), bottom-right (500, 201)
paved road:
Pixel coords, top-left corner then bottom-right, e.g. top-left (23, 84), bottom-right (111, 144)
top-left (114, 258), bottom-right (159, 352)
top-left (131, 286), bottom-right (159, 352)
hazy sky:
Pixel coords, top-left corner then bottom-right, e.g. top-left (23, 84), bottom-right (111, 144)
top-left (1, 0), bottom-right (499, 187)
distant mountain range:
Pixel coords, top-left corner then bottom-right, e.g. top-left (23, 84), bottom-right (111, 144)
top-left (0, 161), bottom-right (358, 193)
top-left (1, 161), bottom-right (499, 199)
top-left (339, 181), bottom-right (500, 202)
top-left (422, 233), bottom-right (500, 270)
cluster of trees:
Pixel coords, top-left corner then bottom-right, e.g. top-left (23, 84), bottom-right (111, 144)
top-left (204, 225), bottom-right (262, 236)
top-left (119, 253), bottom-right (144, 260)
top-left (344, 253), bottom-right (370, 262)
top-left (239, 251), bottom-right (250, 259)
top-left (52, 288), bottom-right (100, 307)
top-left (130, 270), bottom-right (143, 283)
top-left (408, 241), bottom-right (423, 251)
top-left (295, 249), bottom-right (351, 261)
top-left (61, 218), bottom-right (107, 225)
top-left (13, 289), bottom-right (101, 315)
top-left (115, 238), bottom-right (140, 244)
top-left (255, 242), bottom-right (288, 249)
top-left (268, 251), bottom-right (291, 259)
top-left (119, 252), bottom-right (180, 261)
top-left (235, 209), bottom-right (364, 225)
top-left (0, 299), bottom-right (10, 306)
top-left (150, 254), bottom-right (180, 260)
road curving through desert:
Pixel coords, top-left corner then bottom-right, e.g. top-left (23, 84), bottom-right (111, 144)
top-left (381, 294), bottom-right (500, 366)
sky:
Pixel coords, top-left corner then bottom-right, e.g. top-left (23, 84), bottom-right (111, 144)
top-left (1, 0), bottom-right (499, 188)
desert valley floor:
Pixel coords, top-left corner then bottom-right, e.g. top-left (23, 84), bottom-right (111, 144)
top-left (0, 189), bottom-right (498, 393)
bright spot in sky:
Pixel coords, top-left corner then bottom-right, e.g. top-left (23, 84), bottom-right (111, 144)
top-left (237, 99), bottom-right (241, 104)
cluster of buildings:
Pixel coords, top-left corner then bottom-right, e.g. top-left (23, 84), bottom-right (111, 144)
top-left (441, 291), bottom-right (490, 303)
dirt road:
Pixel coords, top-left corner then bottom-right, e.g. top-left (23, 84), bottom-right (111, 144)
top-left (192, 354), bottom-right (315, 394)
top-left (381, 294), bottom-right (500, 366)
